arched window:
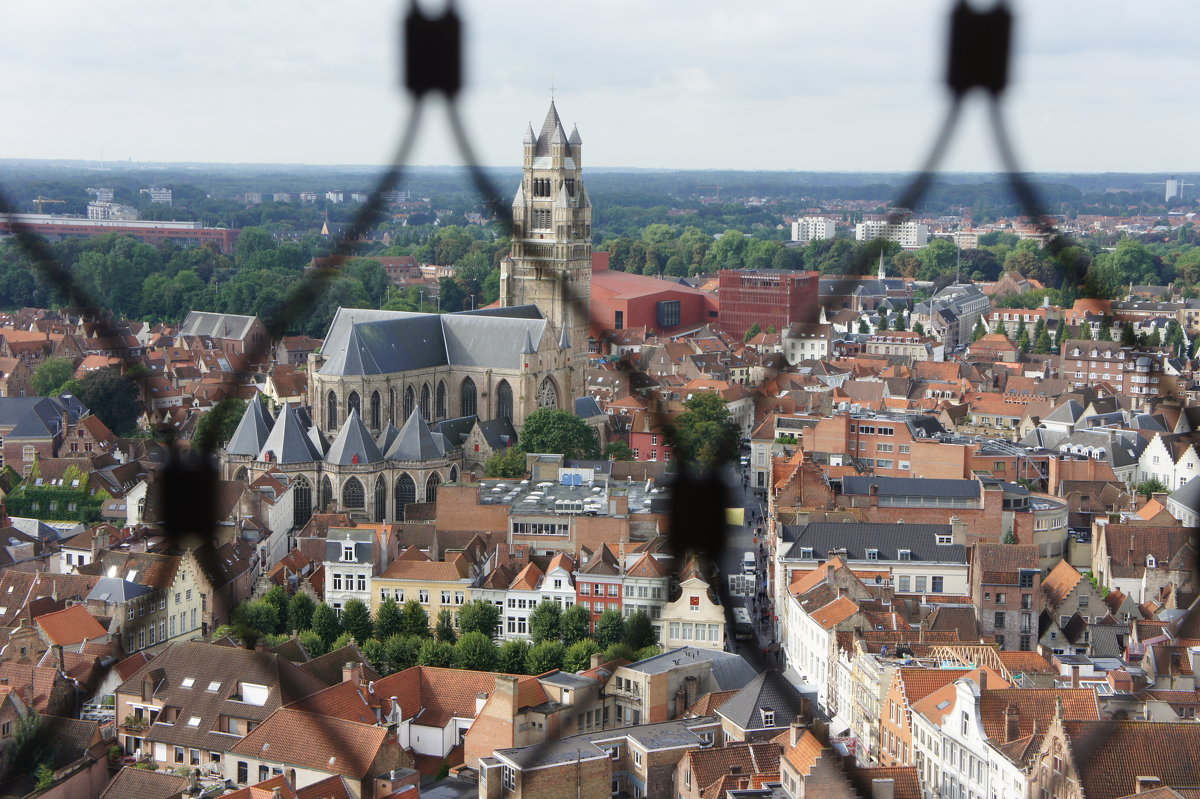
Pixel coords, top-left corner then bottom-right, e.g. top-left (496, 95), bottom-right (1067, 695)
top-left (460, 378), bottom-right (477, 417)
top-left (436, 381), bottom-right (447, 419)
top-left (404, 386), bottom-right (415, 420)
top-left (537, 377), bottom-right (559, 410)
top-left (449, 465), bottom-right (459, 483)
top-left (347, 391), bottom-right (360, 419)
top-left (373, 476), bottom-right (386, 523)
top-left (496, 379), bottom-right (513, 421)
top-left (395, 473), bottom-right (416, 520)
top-left (293, 475), bottom-right (313, 527)
top-left (320, 476), bottom-right (333, 511)
top-left (389, 387), bottom-right (396, 426)
top-left (326, 391), bottom-right (338, 430)
top-left (420, 383), bottom-right (431, 421)
top-left (426, 472), bottom-right (442, 503)
top-left (342, 477), bottom-right (365, 509)
top-left (370, 391), bottom-right (381, 430)
top-left (234, 466), bottom-right (248, 482)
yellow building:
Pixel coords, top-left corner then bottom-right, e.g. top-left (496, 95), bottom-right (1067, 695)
top-left (371, 547), bottom-right (474, 628)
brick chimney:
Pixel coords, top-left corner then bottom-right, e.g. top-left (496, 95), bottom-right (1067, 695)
top-left (1004, 702), bottom-right (1020, 743)
top-left (343, 661), bottom-right (365, 686)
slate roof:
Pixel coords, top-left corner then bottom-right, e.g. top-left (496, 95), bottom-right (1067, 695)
top-left (180, 311), bottom-right (258, 341)
top-left (781, 522), bottom-right (966, 563)
top-left (626, 647), bottom-right (758, 690)
top-left (260, 402), bottom-right (323, 463)
top-left (318, 306), bottom-right (548, 377)
top-left (226, 395), bottom-right (274, 456)
top-left (385, 409), bottom-right (446, 462)
top-left (1168, 476), bottom-right (1200, 513)
top-left (325, 408), bottom-right (384, 465)
top-left (716, 670), bottom-right (807, 731)
top-left (841, 476), bottom-right (980, 499)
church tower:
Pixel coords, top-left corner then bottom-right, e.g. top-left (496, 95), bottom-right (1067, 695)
top-left (500, 101), bottom-right (592, 394)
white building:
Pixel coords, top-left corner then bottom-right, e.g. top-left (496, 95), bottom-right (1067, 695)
top-left (791, 217), bottom-right (836, 243)
top-left (140, 187), bottom-right (173, 205)
top-left (323, 528), bottom-right (376, 615)
top-left (855, 220), bottom-right (929, 249)
top-left (660, 574), bottom-right (726, 652)
top-left (87, 202), bottom-right (139, 221)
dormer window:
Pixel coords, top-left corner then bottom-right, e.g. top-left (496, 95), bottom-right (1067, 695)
top-left (342, 544), bottom-right (355, 562)
top-left (866, 549), bottom-right (879, 560)
top-left (1147, 554), bottom-right (1157, 568)
top-left (898, 550), bottom-right (912, 561)
top-left (761, 709), bottom-right (775, 727)
top-left (936, 535), bottom-right (953, 545)
top-left (800, 547), bottom-right (814, 559)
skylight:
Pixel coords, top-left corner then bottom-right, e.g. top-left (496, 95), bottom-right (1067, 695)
top-left (207, 681), bottom-right (222, 692)
top-left (187, 717), bottom-right (201, 727)
top-left (181, 678), bottom-right (196, 688)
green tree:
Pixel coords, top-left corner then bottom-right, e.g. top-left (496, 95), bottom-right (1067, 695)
top-left (971, 316), bottom-right (987, 342)
top-left (418, 638), bottom-right (455, 667)
top-left (563, 639), bottom-right (601, 672)
top-left (311, 603), bottom-right (341, 646)
top-left (594, 609), bottom-right (626, 649)
top-left (857, 318), bottom-right (870, 335)
top-left (528, 601), bottom-right (562, 645)
top-left (519, 409), bottom-right (600, 459)
top-left (560, 603), bottom-right (592, 646)
top-left (1002, 530), bottom-right (1017, 545)
top-left (525, 641), bottom-right (565, 674)
top-left (484, 445), bottom-right (526, 478)
top-left (604, 441), bottom-right (634, 461)
top-left (995, 319), bottom-right (1008, 338)
top-left (454, 631), bottom-right (499, 671)
top-left (235, 599), bottom-right (281, 637)
top-left (341, 598), bottom-right (373, 644)
top-left (435, 609), bottom-right (458, 644)
top-left (743, 322), bottom-right (761, 343)
top-left (235, 227), bottom-right (276, 267)
top-left (1120, 323), bottom-right (1137, 347)
top-left (75, 367), bottom-right (140, 435)
top-left (877, 313), bottom-right (889, 331)
top-left (634, 645), bottom-right (662, 661)
top-left (374, 596), bottom-right (402, 640)
top-left (498, 639), bottom-right (531, 675)
top-left (330, 631), bottom-right (355, 651)
top-left (603, 642), bottom-right (634, 662)
top-left (672, 391), bottom-right (740, 471)
top-left (31, 357), bottom-right (75, 396)
top-left (287, 592), bottom-right (315, 633)
top-left (1134, 478), bottom-right (1168, 498)
top-left (457, 599), bottom-right (501, 640)
top-left (1034, 325), bottom-right (1053, 354)
top-left (623, 611), bottom-right (657, 649)
top-left (298, 629), bottom-right (327, 657)
top-left (360, 638), bottom-right (387, 675)
top-left (1016, 318), bottom-right (1030, 353)
top-left (193, 398), bottom-right (248, 453)
top-left (383, 634), bottom-right (423, 672)
top-left (399, 599), bottom-right (431, 638)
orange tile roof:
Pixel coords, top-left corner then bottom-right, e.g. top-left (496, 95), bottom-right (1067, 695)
top-left (285, 680), bottom-right (377, 725)
top-left (775, 728), bottom-right (827, 777)
top-left (1041, 559), bottom-right (1083, 607)
top-left (809, 595), bottom-right (861, 630)
top-left (995, 651), bottom-right (1056, 675)
top-left (230, 709), bottom-right (388, 779)
top-left (509, 561), bottom-right (544, 591)
top-left (35, 604), bottom-right (108, 645)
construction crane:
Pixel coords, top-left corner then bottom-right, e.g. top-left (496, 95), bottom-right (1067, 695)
top-left (33, 196), bottom-right (65, 214)
top-left (697, 185), bottom-right (723, 200)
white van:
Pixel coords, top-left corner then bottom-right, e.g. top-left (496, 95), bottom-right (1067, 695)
top-left (742, 551), bottom-right (757, 574)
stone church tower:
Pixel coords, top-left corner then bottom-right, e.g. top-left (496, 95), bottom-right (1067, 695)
top-left (501, 101), bottom-right (592, 395)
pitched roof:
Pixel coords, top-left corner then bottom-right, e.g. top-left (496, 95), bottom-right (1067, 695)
top-left (716, 670), bottom-right (807, 731)
top-left (324, 407), bottom-right (384, 465)
top-left (230, 708), bottom-right (389, 779)
top-left (35, 604), bottom-right (108, 645)
top-left (226, 395), bottom-right (274, 457)
top-left (259, 402), bottom-right (323, 463)
top-left (1063, 720), bottom-right (1200, 799)
top-left (99, 766), bottom-right (190, 799)
top-left (1041, 559), bottom-right (1084, 606)
top-left (384, 409), bottom-right (446, 462)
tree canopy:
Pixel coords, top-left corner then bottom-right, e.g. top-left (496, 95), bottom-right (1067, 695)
top-left (519, 409), bottom-right (600, 459)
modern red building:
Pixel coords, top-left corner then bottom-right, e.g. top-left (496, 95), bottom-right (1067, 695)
top-left (589, 252), bottom-right (717, 337)
top-left (0, 214), bottom-right (239, 254)
top-left (717, 269), bottom-right (819, 339)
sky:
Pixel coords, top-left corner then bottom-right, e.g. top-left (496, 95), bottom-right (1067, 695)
top-left (0, 1), bottom-right (1196, 174)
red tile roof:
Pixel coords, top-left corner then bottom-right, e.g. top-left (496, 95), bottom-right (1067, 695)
top-left (34, 604), bottom-right (108, 645)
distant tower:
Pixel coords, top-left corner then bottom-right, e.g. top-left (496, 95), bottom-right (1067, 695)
top-left (877, 251), bottom-right (886, 281)
top-left (500, 101), bottom-right (592, 389)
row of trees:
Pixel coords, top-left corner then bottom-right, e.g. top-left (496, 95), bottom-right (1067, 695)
top-left (225, 588), bottom-right (659, 679)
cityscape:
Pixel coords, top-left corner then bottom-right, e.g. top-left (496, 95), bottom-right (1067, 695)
top-left (0, 4), bottom-right (1199, 799)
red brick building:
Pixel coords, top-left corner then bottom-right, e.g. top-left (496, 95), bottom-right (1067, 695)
top-left (717, 269), bottom-right (818, 339)
top-left (590, 253), bottom-right (716, 336)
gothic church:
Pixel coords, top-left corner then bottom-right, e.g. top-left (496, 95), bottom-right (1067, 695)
top-left (220, 102), bottom-right (593, 527)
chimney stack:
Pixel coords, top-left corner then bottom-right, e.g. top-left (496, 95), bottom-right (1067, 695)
top-left (343, 661), bottom-right (365, 686)
top-left (1004, 703), bottom-right (1020, 743)
top-left (872, 778), bottom-right (896, 799)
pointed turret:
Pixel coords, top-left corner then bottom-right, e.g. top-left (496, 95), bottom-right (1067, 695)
top-left (376, 422), bottom-right (402, 454)
top-left (533, 101), bottom-right (565, 157)
top-left (522, 329), bottom-right (537, 355)
top-left (324, 407), bottom-right (384, 465)
top-left (523, 123), bottom-right (536, 144)
top-left (559, 320), bottom-right (571, 350)
top-left (258, 402), bottom-right (322, 463)
top-left (385, 409), bottom-right (446, 462)
top-left (512, 182), bottom-right (525, 208)
top-left (225, 395), bottom-right (273, 456)
top-left (568, 124), bottom-right (582, 145)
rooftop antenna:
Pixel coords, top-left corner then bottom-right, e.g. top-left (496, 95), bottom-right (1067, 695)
top-left (550, 76), bottom-right (555, 103)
